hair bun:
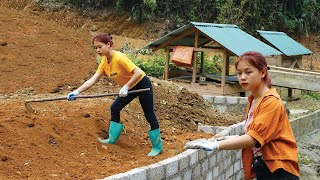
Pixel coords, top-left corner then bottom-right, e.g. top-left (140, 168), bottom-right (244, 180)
top-left (108, 33), bottom-right (112, 40)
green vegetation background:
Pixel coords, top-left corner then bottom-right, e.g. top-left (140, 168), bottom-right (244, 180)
top-left (55, 0), bottom-right (319, 35)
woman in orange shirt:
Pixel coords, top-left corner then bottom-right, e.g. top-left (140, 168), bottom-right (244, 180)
top-left (185, 51), bottom-right (300, 179)
top-left (67, 32), bottom-right (162, 156)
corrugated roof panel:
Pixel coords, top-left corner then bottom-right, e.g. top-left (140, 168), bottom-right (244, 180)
top-left (257, 30), bottom-right (312, 56)
top-left (192, 23), bottom-right (282, 56)
top-left (145, 22), bottom-right (282, 56)
top-left (144, 24), bottom-right (195, 48)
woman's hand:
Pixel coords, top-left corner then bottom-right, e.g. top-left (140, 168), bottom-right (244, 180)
top-left (184, 139), bottom-right (219, 151)
top-left (119, 85), bottom-right (129, 97)
top-left (67, 90), bottom-right (80, 101)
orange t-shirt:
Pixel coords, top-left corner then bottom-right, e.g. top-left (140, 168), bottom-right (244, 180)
top-left (96, 51), bottom-right (145, 87)
top-left (242, 88), bottom-right (300, 180)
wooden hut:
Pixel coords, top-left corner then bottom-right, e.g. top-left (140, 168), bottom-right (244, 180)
top-left (144, 22), bottom-right (282, 96)
top-left (257, 30), bottom-right (312, 68)
top-left (256, 30), bottom-right (314, 98)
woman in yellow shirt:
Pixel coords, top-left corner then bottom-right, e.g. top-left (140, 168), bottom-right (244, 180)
top-left (185, 51), bottom-right (299, 179)
top-left (67, 32), bottom-right (162, 156)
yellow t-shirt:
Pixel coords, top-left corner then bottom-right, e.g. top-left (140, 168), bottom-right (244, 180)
top-left (96, 51), bottom-right (145, 87)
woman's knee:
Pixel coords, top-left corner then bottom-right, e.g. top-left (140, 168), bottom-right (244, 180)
top-left (110, 103), bottom-right (121, 114)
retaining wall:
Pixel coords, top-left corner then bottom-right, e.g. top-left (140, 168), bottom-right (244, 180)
top-left (102, 97), bottom-right (320, 180)
top-left (202, 95), bottom-right (248, 113)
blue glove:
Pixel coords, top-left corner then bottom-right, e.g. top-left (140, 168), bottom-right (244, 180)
top-left (67, 90), bottom-right (80, 101)
top-left (119, 85), bottom-right (129, 97)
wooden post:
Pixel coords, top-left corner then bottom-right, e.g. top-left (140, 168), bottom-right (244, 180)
top-left (226, 53), bottom-right (230, 76)
top-left (221, 53), bottom-right (227, 94)
top-left (192, 30), bottom-right (199, 83)
top-left (164, 48), bottom-right (170, 80)
top-left (200, 52), bottom-right (204, 74)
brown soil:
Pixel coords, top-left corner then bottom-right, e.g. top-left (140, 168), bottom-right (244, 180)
top-left (0, 2), bottom-right (244, 179)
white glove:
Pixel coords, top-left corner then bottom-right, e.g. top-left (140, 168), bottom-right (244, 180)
top-left (67, 89), bottom-right (80, 101)
top-left (119, 85), bottom-right (129, 97)
top-left (184, 139), bottom-right (219, 151)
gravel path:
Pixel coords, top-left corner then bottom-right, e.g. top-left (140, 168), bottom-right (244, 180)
top-left (298, 129), bottom-right (320, 180)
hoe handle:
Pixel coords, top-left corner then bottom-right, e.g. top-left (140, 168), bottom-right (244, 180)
top-left (25, 88), bottom-right (150, 103)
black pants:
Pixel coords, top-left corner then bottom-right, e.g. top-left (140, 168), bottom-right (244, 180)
top-left (110, 76), bottom-right (159, 130)
top-left (252, 156), bottom-right (299, 180)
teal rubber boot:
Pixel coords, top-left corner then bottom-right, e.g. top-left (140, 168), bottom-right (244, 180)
top-left (98, 121), bottom-right (124, 144)
top-left (148, 128), bottom-right (163, 156)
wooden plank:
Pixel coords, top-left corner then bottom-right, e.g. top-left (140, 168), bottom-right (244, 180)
top-left (269, 69), bottom-right (320, 91)
top-left (152, 28), bottom-right (196, 52)
top-left (167, 46), bottom-right (226, 53)
top-left (269, 66), bottom-right (320, 76)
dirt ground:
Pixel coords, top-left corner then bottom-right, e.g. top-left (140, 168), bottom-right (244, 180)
top-left (0, 1), bottom-right (319, 180)
top-left (0, 2), bottom-right (244, 179)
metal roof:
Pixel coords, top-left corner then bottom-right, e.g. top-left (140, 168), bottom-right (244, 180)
top-left (145, 22), bottom-right (282, 56)
top-left (257, 30), bottom-right (312, 56)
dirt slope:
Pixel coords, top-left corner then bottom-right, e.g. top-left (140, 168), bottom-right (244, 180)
top-left (0, 2), bottom-right (244, 179)
top-left (1, 1), bottom-right (319, 179)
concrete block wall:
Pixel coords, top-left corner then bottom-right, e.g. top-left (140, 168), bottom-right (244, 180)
top-left (101, 108), bottom-right (320, 180)
top-left (202, 95), bottom-right (248, 113)
top-left (102, 120), bottom-right (245, 180)
top-left (290, 110), bottom-right (320, 141)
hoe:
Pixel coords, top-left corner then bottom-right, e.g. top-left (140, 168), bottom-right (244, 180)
top-left (24, 88), bottom-right (150, 114)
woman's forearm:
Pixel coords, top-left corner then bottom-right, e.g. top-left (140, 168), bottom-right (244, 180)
top-left (76, 72), bottom-right (102, 93)
top-left (218, 134), bottom-right (257, 150)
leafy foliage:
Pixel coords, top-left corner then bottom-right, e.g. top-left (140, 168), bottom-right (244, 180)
top-left (301, 91), bottom-right (320, 100)
top-left (130, 53), bottom-right (167, 78)
top-left (52, 0), bottom-right (319, 35)
top-left (128, 52), bottom-right (223, 78)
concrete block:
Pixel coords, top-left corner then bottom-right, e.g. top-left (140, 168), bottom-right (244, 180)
top-left (218, 173), bottom-right (226, 180)
top-left (236, 169), bottom-right (245, 180)
top-left (226, 165), bottom-right (233, 179)
top-left (226, 96), bottom-right (238, 104)
top-left (147, 163), bottom-right (165, 180)
top-left (213, 166), bottom-right (219, 178)
top-left (233, 160), bottom-right (241, 173)
top-left (205, 171), bottom-right (213, 180)
top-left (127, 167), bottom-right (147, 180)
top-left (198, 149), bottom-right (207, 161)
top-left (182, 169), bottom-right (192, 180)
top-left (198, 125), bottom-right (214, 134)
top-left (213, 96), bottom-right (226, 104)
top-left (209, 152), bottom-right (217, 169)
top-left (202, 95), bottom-right (214, 104)
top-left (189, 150), bottom-right (198, 166)
top-left (238, 97), bottom-right (248, 104)
top-left (159, 157), bottom-right (179, 177)
top-left (192, 164), bottom-right (201, 179)
top-left (215, 105), bottom-right (228, 113)
top-left (175, 152), bottom-right (189, 171)
top-left (201, 159), bottom-right (209, 174)
top-left (102, 173), bottom-right (129, 180)
top-left (170, 175), bottom-right (182, 180)
top-left (218, 161), bottom-right (225, 174)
